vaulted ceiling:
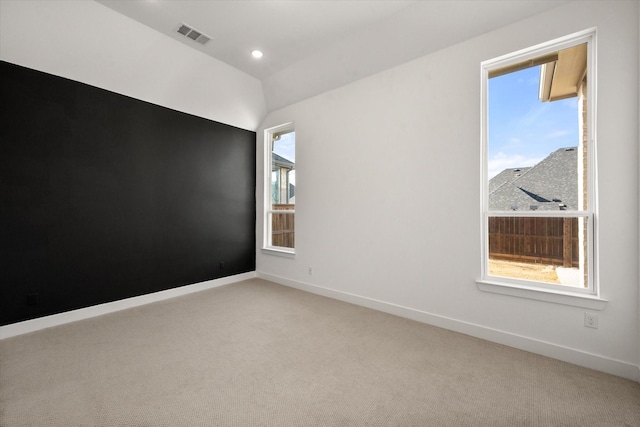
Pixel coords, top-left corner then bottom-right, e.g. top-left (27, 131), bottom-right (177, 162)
top-left (96, 0), bottom-right (569, 112)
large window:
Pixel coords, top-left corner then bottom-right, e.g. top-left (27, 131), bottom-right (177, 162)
top-left (264, 124), bottom-right (295, 252)
top-left (480, 30), bottom-right (597, 296)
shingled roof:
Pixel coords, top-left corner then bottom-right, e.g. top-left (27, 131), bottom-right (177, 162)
top-left (489, 147), bottom-right (578, 211)
top-left (489, 167), bottom-right (532, 194)
top-left (272, 153), bottom-right (294, 170)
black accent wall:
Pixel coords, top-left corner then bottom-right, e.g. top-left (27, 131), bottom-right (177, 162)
top-left (0, 61), bottom-right (256, 326)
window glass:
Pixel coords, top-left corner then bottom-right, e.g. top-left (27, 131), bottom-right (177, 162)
top-left (482, 34), bottom-right (594, 293)
top-left (265, 128), bottom-right (295, 251)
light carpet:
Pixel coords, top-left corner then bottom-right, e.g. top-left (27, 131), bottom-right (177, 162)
top-left (1, 278), bottom-right (639, 426)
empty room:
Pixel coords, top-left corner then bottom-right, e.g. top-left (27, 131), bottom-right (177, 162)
top-left (1, 1), bottom-right (639, 425)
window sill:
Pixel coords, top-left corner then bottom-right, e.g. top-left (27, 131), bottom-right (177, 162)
top-left (261, 247), bottom-right (295, 258)
top-left (476, 280), bottom-right (608, 310)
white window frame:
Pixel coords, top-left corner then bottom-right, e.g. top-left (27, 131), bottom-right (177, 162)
top-left (263, 123), bottom-right (295, 256)
top-left (477, 29), bottom-right (607, 310)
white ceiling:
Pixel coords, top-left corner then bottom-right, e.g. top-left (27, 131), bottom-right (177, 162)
top-left (95, 0), bottom-right (569, 112)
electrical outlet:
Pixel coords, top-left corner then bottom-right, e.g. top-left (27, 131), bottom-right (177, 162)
top-left (584, 313), bottom-right (598, 329)
top-left (308, 267), bottom-right (313, 275)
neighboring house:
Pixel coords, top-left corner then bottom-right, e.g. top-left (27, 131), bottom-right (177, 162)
top-left (288, 183), bottom-right (295, 204)
top-left (271, 152), bottom-right (295, 205)
top-left (489, 147), bottom-right (578, 211)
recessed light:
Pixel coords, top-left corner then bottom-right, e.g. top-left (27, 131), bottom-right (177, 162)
top-left (251, 50), bottom-right (263, 59)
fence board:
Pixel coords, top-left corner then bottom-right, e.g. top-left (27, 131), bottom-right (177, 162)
top-left (271, 204), bottom-right (294, 248)
top-left (489, 217), bottom-right (578, 267)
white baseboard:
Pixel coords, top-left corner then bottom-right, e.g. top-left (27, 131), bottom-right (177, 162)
top-left (0, 272), bottom-right (257, 340)
top-left (258, 272), bottom-right (640, 382)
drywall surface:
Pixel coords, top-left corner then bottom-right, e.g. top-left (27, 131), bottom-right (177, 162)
top-left (257, 1), bottom-right (640, 379)
top-left (0, 0), bottom-right (266, 131)
top-left (1, 61), bottom-right (256, 325)
top-left (0, 0), bottom-right (261, 325)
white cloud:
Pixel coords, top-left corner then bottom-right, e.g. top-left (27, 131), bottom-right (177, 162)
top-left (274, 132), bottom-right (295, 161)
top-left (517, 103), bottom-right (549, 127)
top-left (488, 152), bottom-right (543, 178)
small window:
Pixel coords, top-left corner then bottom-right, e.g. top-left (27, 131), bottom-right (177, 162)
top-left (264, 124), bottom-right (295, 252)
top-left (480, 29), bottom-right (596, 295)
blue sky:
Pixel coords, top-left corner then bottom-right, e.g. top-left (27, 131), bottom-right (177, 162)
top-left (274, 131), bottom-right (295, 163)
top-left (488, 66), bottom-right (579, 178)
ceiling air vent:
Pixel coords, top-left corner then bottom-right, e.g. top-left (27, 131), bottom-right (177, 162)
top-left (175, 23), bottom-right (211, 46)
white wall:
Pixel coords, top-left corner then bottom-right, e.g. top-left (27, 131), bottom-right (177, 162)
top-left (257, 0), bottom-right (640, 380)
top-left (0, 0), bottom-right (266, 131)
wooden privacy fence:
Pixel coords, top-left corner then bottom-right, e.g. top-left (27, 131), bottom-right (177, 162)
top-left (489, 216), bottom-right (579, 267)
top-left (271, 204), bottom-right (295, 248)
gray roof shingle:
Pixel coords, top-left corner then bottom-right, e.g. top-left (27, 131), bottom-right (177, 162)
top-left (489, 147), bottom-right (578, 211)
top-left (272, 153), bottom-right (294, 170)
